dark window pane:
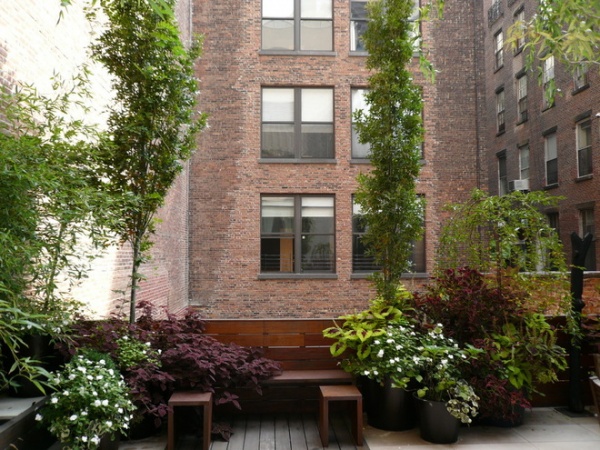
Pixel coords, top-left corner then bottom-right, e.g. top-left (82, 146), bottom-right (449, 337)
top-left (579, 147), bottom-right (592, 177)
top-left (547, 158), bottom-right (558, 185)
top-left (301, 235), bottom-right (334, 272)
top-left (352, 235), bottom-right (380, 272)
top-left (262, 124), bottom-right (295, 158)
top-left (261, 237), bottom-right (295, 272)
top-left (351, 21), bottom-right (368, 51)
top-left (301, 124), bottom-right (333, 158)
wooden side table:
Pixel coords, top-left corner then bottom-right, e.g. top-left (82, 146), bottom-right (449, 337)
top-left (318, 385), bottom-right (363, 447)
top-left (168, 391), bottom-right (213, 450)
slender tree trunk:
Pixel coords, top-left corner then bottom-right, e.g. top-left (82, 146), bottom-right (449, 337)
top-left (129, 235), bottom-right (141, 324)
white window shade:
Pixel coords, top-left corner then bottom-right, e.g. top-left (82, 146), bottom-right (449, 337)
top-left (302, 89), bottom-right (333, 122)
top-left (302, 197), bottom-right (334, 217)
top-left (262, 197), bottom-right (294, 217)
top-left (301, 0), bottom-right (332, 18)
top-left (263, 89), bottom-right (294, 122)
top-left (263, 0), bottom-right (294, 18)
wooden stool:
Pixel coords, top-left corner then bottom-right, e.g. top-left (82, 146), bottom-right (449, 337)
top-left (168, 391), bottom-right (213, 450)
top-left (319, 385), bottom-right (363, 447)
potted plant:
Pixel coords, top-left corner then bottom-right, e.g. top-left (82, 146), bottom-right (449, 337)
top-left (323, 287), bottom-right (420, 430)
top-left (412, 324), bottom-right (481, 444)
top-left (36, 348), bottom-right (135, 450)
top-left (412, 267), bottom-right (568, 425)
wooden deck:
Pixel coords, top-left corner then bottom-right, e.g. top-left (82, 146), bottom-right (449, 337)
top-left (119, 413), bottom-right (362, 450)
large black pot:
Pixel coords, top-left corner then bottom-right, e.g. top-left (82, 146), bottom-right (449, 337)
top-left (362, 377), bottom-right (416, 431)
top-left (415, 396), bottom-right (460, 444)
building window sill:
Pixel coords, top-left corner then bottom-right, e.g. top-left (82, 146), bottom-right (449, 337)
top-left (259, 158), bottom-right (338, 164)
top-left (543, 183), bottom-right (559, 190)
top-left (258, 273), bottom-right (338, 280)
top-left (576, 174), bottom-right (593, 182)
top-left (259, 50), bottom-right (338, 57)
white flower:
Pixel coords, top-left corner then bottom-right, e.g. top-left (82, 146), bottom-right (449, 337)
top-left (93, 391), bottom-right (98, 396)
top-left (377, 349), bottom-right (384, 358)
top-left (35, 414), bottom-right (42, 421)
top-left (51, 397), bottom-right (58, 404)
top-left (94, 399), bottom-right (101, 407)
top-left (69, 414), bottom-right (78, 421)
top-left (91, 435), bottom-right (101, 445)
top-left (106, 420), bottom-right (113, 427)
top-left (62, 390), bottom-right (69, 396)
top-left (102, 399), bottom-right (109, 406)
top-left (99, 359), bottom-right (106, 365)
top-left (386, 339), bottom-right (394, 344)
top-left (82, 436), bottom-right (88, 443)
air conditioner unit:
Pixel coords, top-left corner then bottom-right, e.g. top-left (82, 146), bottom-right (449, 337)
top-left (508, 179), bottom-right (529, 192)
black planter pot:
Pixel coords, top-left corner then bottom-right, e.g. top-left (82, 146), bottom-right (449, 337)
top-left (363, 377), bottom-right (416, 431)
top-left (415, 396), bottom-right (460, 444)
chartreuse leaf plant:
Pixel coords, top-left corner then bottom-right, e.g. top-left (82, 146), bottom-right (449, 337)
top-left (323, 286), bottom-right (419, 387)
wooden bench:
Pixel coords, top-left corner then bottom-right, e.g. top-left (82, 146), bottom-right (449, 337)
top-left (203, 319), bottom-right (354, 413)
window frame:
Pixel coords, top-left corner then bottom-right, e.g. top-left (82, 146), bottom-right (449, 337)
top-left (573, 64), bottom-right (589, 92)
top-left (496, 88), bottom-right (505, 134)
top-left (544, 132), bottom-right (558, 186)
top-left (542, 55), bottom-right (555, 109)
top-left (513, 6), bottom-right (525, 54)
top-left (498, 151), bottom-right (508, 195)
top-left (261, 87), bottom-right (335, 161)
top-left (519, 144), bottom-right (529, 181)
top-left (576, 118), bottom-right (592, 178)
top-left (494, 29), bottom-right (504, 70)
top-left (260, 194), bottom-right (336, 277)
top-left (261, 0), bottom-right (334, 53)
top-left (350, 0), bottom-right (369, 52)
top-left (516, 73), bottom-right (528, 123)
top-left (351, 196), bottom-right (426, 275)
top-left (351, 88), bottom-right (370, 159)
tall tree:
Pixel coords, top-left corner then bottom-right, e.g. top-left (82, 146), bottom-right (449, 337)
top-left (354, 0), bottom-right (425, 302)
top-left (90, 0), bottom-right (206, 322)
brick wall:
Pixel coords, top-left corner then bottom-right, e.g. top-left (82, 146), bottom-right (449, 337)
top-left (188, 0), bottom-right (482, 318)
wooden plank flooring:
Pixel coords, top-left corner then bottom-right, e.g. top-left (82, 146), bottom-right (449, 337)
top-left (168, 413), bottom-right (361, 450)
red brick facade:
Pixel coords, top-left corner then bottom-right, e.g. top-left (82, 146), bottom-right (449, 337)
top-left (188, 0), bottom-right (483, 318)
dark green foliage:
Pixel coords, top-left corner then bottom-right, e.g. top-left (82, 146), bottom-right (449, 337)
top-left (89, 0), bottom-right (206, 322)
top-left (354, 0), bottom-right (425, 301)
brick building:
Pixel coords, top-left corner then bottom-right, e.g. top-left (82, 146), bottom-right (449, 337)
top-left (188, 0), bottom-right (484, 318)
top-left (2, 0), bottom-right (598, 319)
top-left (482, 0), bottom-right (600, 271)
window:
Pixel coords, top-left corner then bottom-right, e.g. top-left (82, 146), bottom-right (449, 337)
top-left (577, 118), bottom-right (592, 177)
top-left (517, 73), bottom-right (528, 123)
top-left (352, 198), bottom-right (425, 273)
top-left (513, 7), bottom-right (525, 53)
top-left (580, 208), bottom-right (596, 271)
top-left (351, 88), bottom-right (370, 158)
top-left (262, 0), bottom-right (333, 52)
top-left (498, 152), bottom-right (508, 195)
top-left (542, 56), bottom-right (555, 109)
top-left (352, 201), bottom-right (378, 272)
top-left (544, 132), bottom-right (558, 185)
top-left (496, 88), bottom-right (505, 133)
top-left (350, 0), bottom-right (368, 52)
top-left (261, 195), bottom-right (335, 274)
top-left (261, 87), bottom-right (334, 159)
top-left (547, 212), bottom-right (559, 236)
top-left (519, 144), bottom-right (529, 181)
top-left (574, 64), bottom-right (589, 91)
top-left (494, 30), bottom-right (504, 70)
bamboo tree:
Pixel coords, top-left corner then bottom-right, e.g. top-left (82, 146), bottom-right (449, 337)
top-left (90, 0), bottom-right (206, 322)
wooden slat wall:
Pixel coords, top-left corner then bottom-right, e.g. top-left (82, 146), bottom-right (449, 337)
top-left (203, 319), bottom-right (341, 371)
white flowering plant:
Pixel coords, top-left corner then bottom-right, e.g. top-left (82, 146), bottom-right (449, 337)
top-left (414, 324), bottom-right (482, 424)
top-left (355, 320), bottom-right (422, 389)
top-left (37, 348), bottom-right (135, 449)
